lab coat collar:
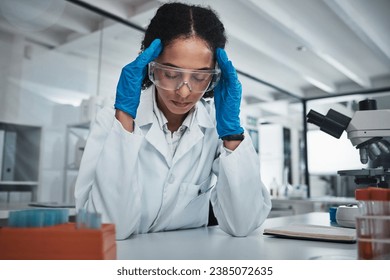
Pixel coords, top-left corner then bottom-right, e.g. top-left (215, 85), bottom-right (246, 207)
top-left (136, 87), bottom-right (215, 166)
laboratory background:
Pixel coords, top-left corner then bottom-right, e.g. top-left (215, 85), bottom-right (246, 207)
top-left (1, 0), bottom-right (390, 218)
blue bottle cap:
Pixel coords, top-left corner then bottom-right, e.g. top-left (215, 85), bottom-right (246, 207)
top-left (329, 207), bottom-right (338, 223)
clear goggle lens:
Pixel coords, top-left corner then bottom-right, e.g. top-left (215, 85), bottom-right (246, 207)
top-left (148, 61), bottom-right (221, 93)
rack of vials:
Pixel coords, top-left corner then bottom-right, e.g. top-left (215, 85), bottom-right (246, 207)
top-left (0, 208), bottom-right (116, 259)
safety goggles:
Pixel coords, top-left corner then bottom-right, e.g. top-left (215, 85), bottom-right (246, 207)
top-left (148, 61), bottom-right (221, 94)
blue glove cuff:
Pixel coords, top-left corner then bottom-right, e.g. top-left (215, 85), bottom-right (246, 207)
top-left (217, 125), bottom-right (244, 139)
top-left (114, 103), bottom-right (136, 119)
top-left (221, 133), bottom-right (244, 141)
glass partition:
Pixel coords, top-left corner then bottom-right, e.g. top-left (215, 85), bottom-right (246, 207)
top-left (0, 1), bottom-right (103, 202)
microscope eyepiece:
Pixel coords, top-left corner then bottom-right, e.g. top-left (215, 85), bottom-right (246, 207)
top-left (307, 109), bottom-right (351, 139)
top-left (359, 99), bottom-right (377, 111)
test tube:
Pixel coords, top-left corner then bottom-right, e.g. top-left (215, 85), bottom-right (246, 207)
top-left (76, 209), bottom-right (101, 229)
top-left (76, 209), bottom-right (87, 229)
top-left (86, 212), bottom-right (102, 229)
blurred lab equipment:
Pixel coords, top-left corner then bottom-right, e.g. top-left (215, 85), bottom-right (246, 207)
top-left (307, 99), bottom-right (390, 188)
top-left (335, 205), bottom-right (359, 228)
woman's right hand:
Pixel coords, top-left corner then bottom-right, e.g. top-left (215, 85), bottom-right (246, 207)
top-left (114, 38), bottom-right (162, 119)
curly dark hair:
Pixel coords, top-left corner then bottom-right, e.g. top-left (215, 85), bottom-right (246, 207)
top-left (141, 2), bottom-right (227, 98)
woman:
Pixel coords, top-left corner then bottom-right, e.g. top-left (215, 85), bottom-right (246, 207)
top-left (75, 2), bottom-right (271, 240)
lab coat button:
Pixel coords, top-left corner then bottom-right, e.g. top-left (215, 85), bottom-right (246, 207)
top-left (168, 174), bottom-right (175, 184)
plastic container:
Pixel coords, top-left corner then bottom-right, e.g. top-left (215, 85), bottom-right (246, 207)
top-left (355, 187), bottom-right (390, 259)
top-left (356, 215), bottom-right (390, 260)
top-left (355, 187), bottom-right (390, 215)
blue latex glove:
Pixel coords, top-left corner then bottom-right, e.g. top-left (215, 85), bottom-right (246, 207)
top-left (115, 39), bottom-right (163, 118)
top-left (214, 48), bottom-right (244, 138)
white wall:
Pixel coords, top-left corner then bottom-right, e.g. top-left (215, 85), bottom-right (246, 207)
top-left (307, 130), bottom-right (364, 174)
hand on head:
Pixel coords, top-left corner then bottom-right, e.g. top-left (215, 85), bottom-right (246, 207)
top-left (115, 39), bottom-right (163, 119)
top-left (214, 48), bottom-right (244, 139)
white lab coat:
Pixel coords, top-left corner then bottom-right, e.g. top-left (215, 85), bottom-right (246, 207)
top-left (75, 87), bottom-right (271, 239)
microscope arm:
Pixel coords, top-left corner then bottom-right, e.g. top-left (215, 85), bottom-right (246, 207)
top-left (346, 110), bottom-right (390, 145)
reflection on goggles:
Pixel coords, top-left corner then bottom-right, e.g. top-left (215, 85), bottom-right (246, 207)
top-left (148, 61), bottom-right (221, 93)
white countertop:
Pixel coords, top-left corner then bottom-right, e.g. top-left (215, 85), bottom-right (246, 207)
top-left (117, 212), bottom-right (357, 260)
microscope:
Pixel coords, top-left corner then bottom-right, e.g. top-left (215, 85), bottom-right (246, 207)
top-left (307, 99), bottom-right (390, 189)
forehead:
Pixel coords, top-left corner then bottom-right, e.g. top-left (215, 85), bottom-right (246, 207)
top-left (158, 37), bottom-right (214, 69)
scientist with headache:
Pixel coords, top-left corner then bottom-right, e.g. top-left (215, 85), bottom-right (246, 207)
top-left (75, 2), bottom-right (271, 239)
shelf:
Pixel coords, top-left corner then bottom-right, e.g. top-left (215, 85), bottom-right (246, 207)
top-left (0, 182), bottom-right (38, 202)
top-left (0, 122), bottom-right (41, 203)
top-left (0, 181), bottom-right (38, 185)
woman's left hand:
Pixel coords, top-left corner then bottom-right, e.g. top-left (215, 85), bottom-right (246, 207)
top-left (214, 48), bottom-right (244, 139)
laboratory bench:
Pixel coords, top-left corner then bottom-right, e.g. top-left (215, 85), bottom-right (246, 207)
top-left (117, 212), bottom-right (357, 260)
top-left (0, 203), bottom-right (357, 260)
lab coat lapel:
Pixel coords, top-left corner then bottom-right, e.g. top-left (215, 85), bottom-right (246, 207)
top-left (137, 88), bottom-right (172, 166)
top-left (145, 122), bottom-right (172, 166)
top-left (173, 101), bottom-right (214, 164)
top-left (173, 123), bottom-right (203, 164)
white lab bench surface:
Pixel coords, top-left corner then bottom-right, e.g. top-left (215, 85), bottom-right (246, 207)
top-left (117, 212), bottom-right (357, 260)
